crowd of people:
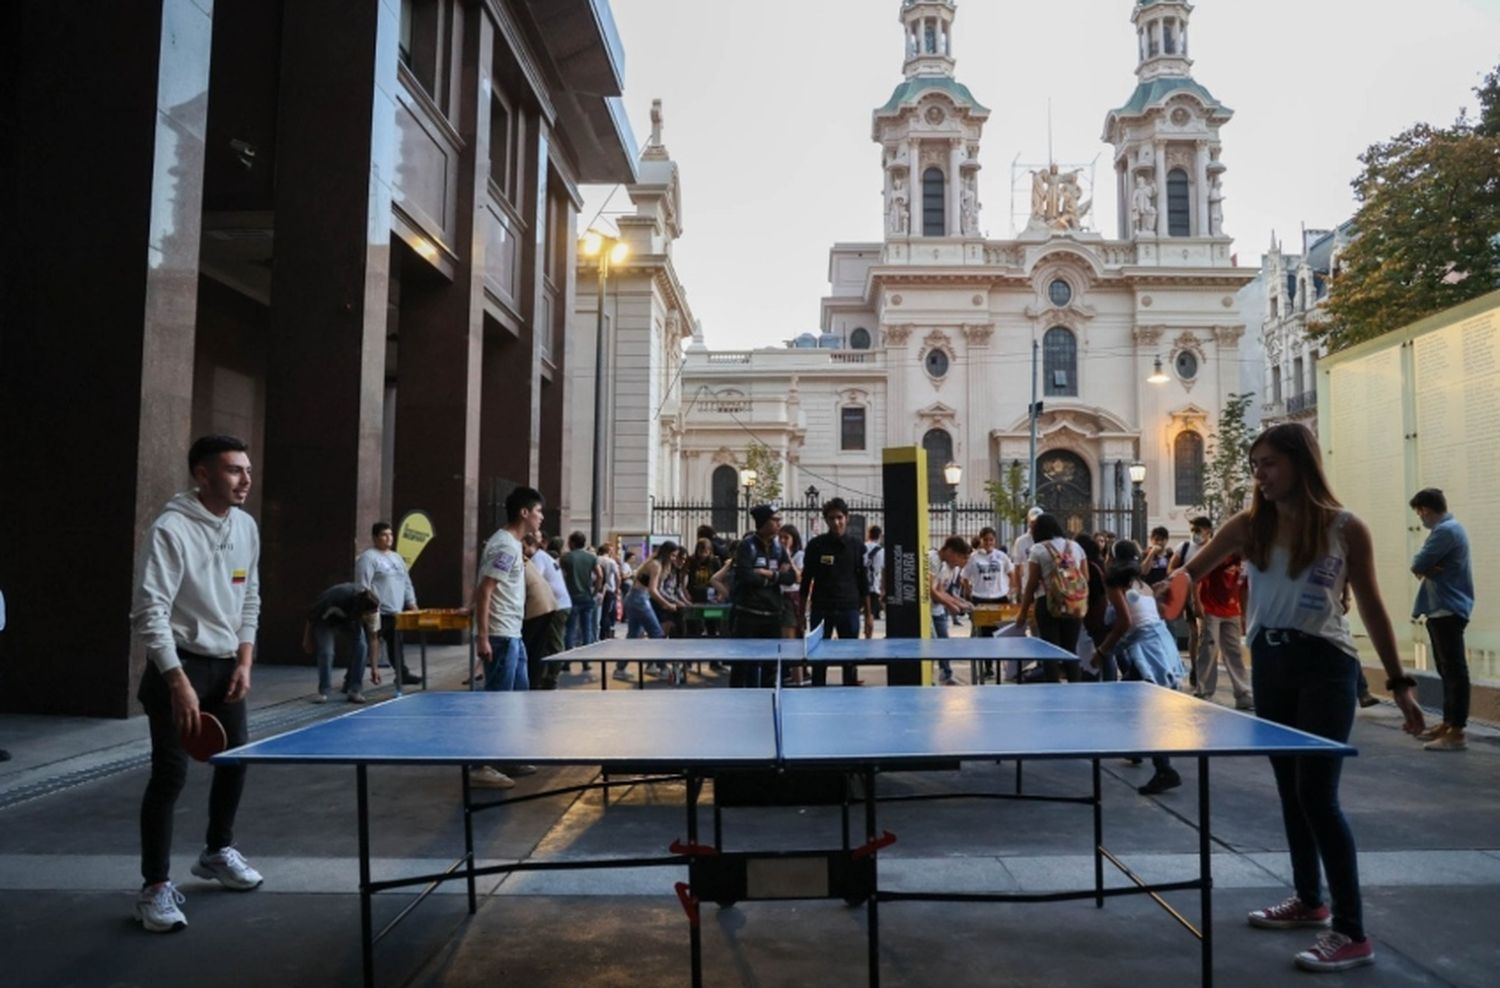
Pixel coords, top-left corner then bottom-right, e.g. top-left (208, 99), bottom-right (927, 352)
top-left (125, 423), bottom-right (1477, 975)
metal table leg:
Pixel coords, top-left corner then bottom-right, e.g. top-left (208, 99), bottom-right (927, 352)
top-left (462, 766), bottom-right (477, 914)
top-left (357, 766), bottom-right (374, 988)
top-left (1093, 758), bottom-right (1104, 908)
top-left (865, 767), bottom-right (880, 988)
top-left (1199, 757), bottom-right (1214, 986)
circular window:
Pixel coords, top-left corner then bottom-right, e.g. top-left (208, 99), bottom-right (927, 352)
top-left (850, 327), bottom-right (872, 350)
top-left (1048, 279), bottom-right (1073, 307)
top-left (925, 349), bottom-right (950, 378)
top-left (1175, 350), bottom-right (1199, 380)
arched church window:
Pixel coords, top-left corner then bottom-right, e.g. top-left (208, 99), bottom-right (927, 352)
top-left (922, 429), bottom-right (955, 503)
top-left (1174, 431), bottom-right (1205, 505)
top-left (1163, 21), bottom-right (1177, 55)
top-left (923, 167), bottom-right (946, 237)
top-left (1043, 327), bottom-right (1077, 397)
top-left (850, 327), bottom-right (872, 350)
top-left (1167, 168), bottom-right (1191, 237)
top-left (711, 465), bottom-right (739, 534)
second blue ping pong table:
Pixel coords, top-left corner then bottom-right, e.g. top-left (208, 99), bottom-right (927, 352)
top-left (217, 682), bottom-right (1354, 987)
top-left (560, 620), bottom-right (1078, 688)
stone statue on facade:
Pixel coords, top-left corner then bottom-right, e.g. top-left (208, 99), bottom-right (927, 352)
top-left (1208, 175), bottom-right (1225, 236)
top-left (961, 182), bottom-right (979, 236)
top-left (888, 175), bottom-right (909, 235)
top-left (1131, 175), bottom-right (1158, 235)
top-left (1055, 169), bottom-right (1089, 230)
top-left (649, 99), bottom-right (664, 147)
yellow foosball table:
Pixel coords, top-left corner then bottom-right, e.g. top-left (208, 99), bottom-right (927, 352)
top-left (393, 608), bottom-right (477, 694)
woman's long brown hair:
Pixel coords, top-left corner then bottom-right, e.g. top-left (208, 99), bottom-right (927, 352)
top-left (1245, 423), bottom-right (1343, 578)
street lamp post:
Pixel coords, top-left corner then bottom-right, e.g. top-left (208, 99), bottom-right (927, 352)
top-left (943, 461), bottom-right (962, 535)
top-left (805, 485), bottom-right (820, 534)
top-left (1128, 461), bottom-right (1147, 545)
top-left (740, 467), bottom-right (758, 536)
top-left (582, 230), bottom-right (630, 548)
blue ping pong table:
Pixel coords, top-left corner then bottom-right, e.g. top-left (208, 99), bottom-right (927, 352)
top-left (561, 621), bottom-right (1077, 689)
top-left (216, 683), bottom-right (1353, 987)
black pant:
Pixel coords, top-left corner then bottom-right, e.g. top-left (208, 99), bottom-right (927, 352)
top-left (1426, 615), bottom-right (1470, 728)
top-left (1251, 631), bottom-right (1363, 940)
top-left (730, 611), bottom-right (782, 688)
top-left (808, 607), bottom-right (861, 686)
top-left (378, 613), bottom-right (411, 678)
top-left (1035, 606), bottom-right (1082, 683)
top-left (138, 654), bottom-right (249, 886)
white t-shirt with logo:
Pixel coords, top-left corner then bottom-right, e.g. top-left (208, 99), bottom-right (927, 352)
top-left (479, 529), bottom-right (525, 638)
top-left (962, 548), bottom-right (1013, 601)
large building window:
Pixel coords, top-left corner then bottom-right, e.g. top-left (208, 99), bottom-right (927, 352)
top-left (922, 429), bottom-right (955, 503)
top-left (849, 327), bottom-right (872, 350)
top-left (1043, 327), bottom-right (1077, 396)
top-left (1167, 168), bottom-right (1191, 237)
top-left (1175, 431), bottom-right (1205, 505)
top-left (923, 167), bottom-right (946, 237)
top-left (399, 0), bottom-right (443, 101)
top-left (841, 406), bottom-right (867, 451)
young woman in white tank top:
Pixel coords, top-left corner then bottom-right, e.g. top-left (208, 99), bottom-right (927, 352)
top-left (1173, 424), bottom-right (1424, 974)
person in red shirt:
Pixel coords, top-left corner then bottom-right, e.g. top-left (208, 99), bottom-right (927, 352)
top-left (1190, 518), bottom-right (1252, 710)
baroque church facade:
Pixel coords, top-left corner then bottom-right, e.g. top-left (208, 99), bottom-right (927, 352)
top-left (567, 1), bottom-right (1257, 542)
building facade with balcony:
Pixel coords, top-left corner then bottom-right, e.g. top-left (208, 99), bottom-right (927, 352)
top-left (0, 0), bottom-right (636, 716)
top-left (665, 0), bottom-right (1255, 539)
top-left (1257, 223), bottom-right (1355, 433)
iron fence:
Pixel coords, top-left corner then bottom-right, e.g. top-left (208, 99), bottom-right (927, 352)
top-left (649, 499), bottom-right (1144, 551)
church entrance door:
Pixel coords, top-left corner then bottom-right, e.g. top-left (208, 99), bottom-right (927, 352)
top-left (1035, 450), bottom-right (1093, 536)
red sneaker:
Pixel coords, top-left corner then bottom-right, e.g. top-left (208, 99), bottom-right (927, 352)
top-left (1295, 932), bottom-right (1375, 972)
top-left (1248, 895), bottom-right (1332, 929)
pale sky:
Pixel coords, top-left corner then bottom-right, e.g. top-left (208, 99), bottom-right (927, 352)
top-left (582, 0), bottom-right (1500, 351)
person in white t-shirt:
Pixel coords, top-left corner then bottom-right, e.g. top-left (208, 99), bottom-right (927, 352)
top-left (471, 486), bottom-right (544, 788)
top-left (962, 526), bottom-right (1014, 681)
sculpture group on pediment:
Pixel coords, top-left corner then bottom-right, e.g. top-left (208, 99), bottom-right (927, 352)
top-left (1028, 163), bottom-right (1091, 233)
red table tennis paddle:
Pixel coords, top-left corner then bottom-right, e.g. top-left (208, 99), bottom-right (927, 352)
top-left (1159, 569), bottom-right (1191, 622)
top-left (182, 711), bottom-right (228, 762)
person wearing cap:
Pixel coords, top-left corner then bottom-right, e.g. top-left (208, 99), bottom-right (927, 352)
top-left (730, 504), bottom-right (795, 688)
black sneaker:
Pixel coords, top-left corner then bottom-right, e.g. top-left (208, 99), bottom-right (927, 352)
top-left (1358, 693), bottom-right (1380, 708)
top-left (400, 673), bottom-right (422, 686)
top-left (1138, 769), bottom-right (1182, 795)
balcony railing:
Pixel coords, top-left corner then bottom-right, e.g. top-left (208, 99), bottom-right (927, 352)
top-left (1286, 390), bottom-right (1318, 415)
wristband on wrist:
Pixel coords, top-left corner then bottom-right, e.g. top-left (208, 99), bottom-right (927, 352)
top-left (1385, 674), bottom-right (1417, 692)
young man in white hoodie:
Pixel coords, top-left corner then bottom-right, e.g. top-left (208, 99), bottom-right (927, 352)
top-left (130, 435), bottom-right (264, 932)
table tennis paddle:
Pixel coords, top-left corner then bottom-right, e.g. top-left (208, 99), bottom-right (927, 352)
top-left (1158, 569), bottom-right (1191, 622)
top-left (182, 711), bottom-right (228, 762)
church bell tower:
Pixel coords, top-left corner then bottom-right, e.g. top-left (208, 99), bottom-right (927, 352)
top-left (1103, 0), bottom-right (1235, 264)
top-left (874, 1), bottom-right (989, 244)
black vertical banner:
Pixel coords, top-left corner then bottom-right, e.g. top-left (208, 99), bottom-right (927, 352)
top-left (882, 446), bottom-right (931, 686)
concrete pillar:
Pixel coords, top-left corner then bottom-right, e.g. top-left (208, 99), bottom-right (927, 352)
top-left (260, 0), bottom-right (395, 656)
top-left (390, 12), bottom-right (494, 607)
top-left (0, 0), bottom-right (213, 715)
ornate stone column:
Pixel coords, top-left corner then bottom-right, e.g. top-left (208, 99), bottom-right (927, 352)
top-left (1194, 140), bottom-right (1210, 236)
top-left (1154, 140), bottom-right (1169, 236)
top-left (948, 138), bottom-right (963, 237)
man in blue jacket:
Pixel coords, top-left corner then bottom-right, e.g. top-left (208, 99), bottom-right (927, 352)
top-left (1409, 488), bottom-right (1474, 752)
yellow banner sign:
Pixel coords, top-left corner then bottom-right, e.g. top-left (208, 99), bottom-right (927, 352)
top-left (396, 511), bottom-right (435, 569)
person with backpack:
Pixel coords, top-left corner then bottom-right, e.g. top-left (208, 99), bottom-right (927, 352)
top-left (1013, 513), bottom-right (1088, 682)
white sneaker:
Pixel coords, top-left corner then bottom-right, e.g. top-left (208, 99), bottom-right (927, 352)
top-left (312, 693), bottom-right (329, 704)
top-left (471, 766), bottom-right (515, 789)
top-left (135, 882), bottom-right (188, 932)
top-left (613, 668), bottom-right (633, 682)
top-left (346, 691), bottom-right (366, 704)
top-left (507, 764), bottom-right (538, 777)
top-left (191, 846), bottom-right (264, 890)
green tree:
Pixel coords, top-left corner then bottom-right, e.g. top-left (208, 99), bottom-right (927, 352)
top-left (1316, 64), bottom-right (1500, 351)
top-left (983, 460), bottom-right (1031, 529)
top-left (742, 442), bottom-right (783, 503)
top-left (1195, 392), bottom-right (1256, 526)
